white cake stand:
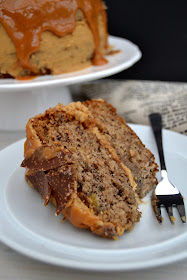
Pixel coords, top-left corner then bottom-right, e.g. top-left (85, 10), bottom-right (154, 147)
top-left (0, 36), bottom-right (141, 131)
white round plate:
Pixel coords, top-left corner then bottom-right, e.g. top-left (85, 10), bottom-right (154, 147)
top-left (0, 36), bottom-right (141, 92)
top-left (0, 124), bottom-right (186, 271)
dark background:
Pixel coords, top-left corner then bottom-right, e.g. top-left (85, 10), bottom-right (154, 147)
top-left (105, 0), bottom-right (187, 82)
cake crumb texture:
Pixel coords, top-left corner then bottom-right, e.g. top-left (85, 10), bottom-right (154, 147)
top-left (84, 99), bottom-right (158, 198)
top-left (21, 100), bottom-right (158, 239)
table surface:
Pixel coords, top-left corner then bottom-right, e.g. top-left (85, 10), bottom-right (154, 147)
top-left (0, 130), bottom-right (187, 280)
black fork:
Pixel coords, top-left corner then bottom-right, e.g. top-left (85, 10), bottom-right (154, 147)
top-left (149, 113), bottom-right (186, 224)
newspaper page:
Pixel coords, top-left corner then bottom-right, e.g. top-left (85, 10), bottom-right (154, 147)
top-left (80, 80), bottom-right (187, 135)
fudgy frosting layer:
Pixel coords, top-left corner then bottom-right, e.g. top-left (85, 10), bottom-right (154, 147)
top-left (21, 145), bottom-right (74, 171)
top-left (26, 165), bottom-right (76, 214)
top-left (22, 144), bottom-right (76, 213)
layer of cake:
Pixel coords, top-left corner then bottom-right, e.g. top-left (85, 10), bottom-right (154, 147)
top-left (0, 10), bottom-right (106, 78)
top-left (84, 99), bottom-right (158, 198)
top-left (0, 0), bottom-right (108, 78)
top-left (22, 103), bottom-right (140, 238)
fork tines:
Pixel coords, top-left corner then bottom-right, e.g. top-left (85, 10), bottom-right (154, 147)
top-left (152, 192), bottom-right (186, 224)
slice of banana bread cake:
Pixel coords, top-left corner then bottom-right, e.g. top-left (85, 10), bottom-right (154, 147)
top-left (84, 99), bottom-right (158, 198)
top-left (21, 102), bottom-right (141, 239)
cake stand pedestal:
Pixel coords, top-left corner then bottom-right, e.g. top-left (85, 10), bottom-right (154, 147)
top-left (0, 36), bottom-right (141, 131)
top-left (0, 86), bottom-right (72, 131)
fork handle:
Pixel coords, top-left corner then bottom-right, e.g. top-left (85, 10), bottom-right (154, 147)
top-left (149, 113), bottom-right (166, 171)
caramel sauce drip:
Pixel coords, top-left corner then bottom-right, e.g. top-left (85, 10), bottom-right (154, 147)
top-left (0, 0), bottom-right (108, 72)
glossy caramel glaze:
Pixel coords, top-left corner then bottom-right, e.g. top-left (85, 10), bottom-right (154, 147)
top-left (0, 0), bottom-right (108, 72)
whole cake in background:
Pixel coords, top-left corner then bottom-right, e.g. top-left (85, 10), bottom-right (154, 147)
top-left (21, 99), bottom-right (158, 239)
top-left (0, 0), bottom-right (108, 78)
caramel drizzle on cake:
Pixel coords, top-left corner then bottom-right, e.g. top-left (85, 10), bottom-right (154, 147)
top-left (0, 0), bottom-right (108, 72)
